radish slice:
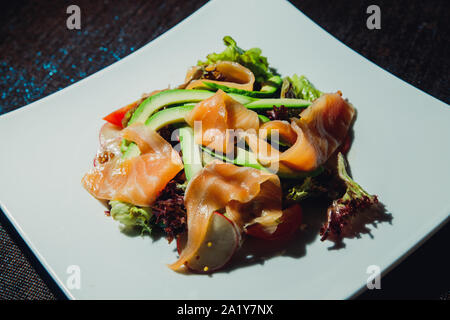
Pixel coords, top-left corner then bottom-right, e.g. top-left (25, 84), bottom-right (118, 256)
top-left (98, 122), bottom-right (122, 157)
top-left (99, 122), bottom-right (122, 148)
top-left (177, 212), bottom-right (241, 273)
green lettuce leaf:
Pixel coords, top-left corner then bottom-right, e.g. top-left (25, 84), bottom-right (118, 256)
top-left (286, 177), bottom-right (328, 202)
top-left (109, 200), bottom-right (153, 234)
top-left (281, 74), bottom-right (322, 101)
top-left (198, 36), bottom-right (274, 85)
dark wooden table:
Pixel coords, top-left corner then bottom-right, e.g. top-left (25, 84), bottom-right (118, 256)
top-left (0, 0), bottom-right (448, 300)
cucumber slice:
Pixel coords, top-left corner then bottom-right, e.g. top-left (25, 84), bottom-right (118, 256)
top-left (200, 146), bottom-right (269, 172)
top-left (278, 165), bottom-right (324, 179)
top-left (245, 98), bottom-right (311, 110)
top-left (202, 75), bottom-right (283, 98)
top-left (200, 146), bottom-right (323, 179)
top-left (201, 148), bottom-right (218, 166)
top-left (202, 82), bottom-right (276, 98)
top-left (260, 75), bottom-right (283, 93)
top-left (179, 126), bottom-right (203, 180)
top-left (258, 114), bottom-right (271, 123)
top-left (129, 89), bottom-right (254, 125)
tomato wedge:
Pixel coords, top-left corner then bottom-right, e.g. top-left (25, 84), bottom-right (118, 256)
top-left (245, 204), bottom-right (302, 241)
top-left (103, 101), bottom-right (139, 128)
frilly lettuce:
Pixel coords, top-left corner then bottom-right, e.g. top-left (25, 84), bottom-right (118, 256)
top-left (320, 153), bottom-right (383, 242)
top-left (281, 74), bottom-right (322, 101)
top-left (198, 36), bottom-right (275, 85)
top-left (109, 200), bottom-right (153, 234)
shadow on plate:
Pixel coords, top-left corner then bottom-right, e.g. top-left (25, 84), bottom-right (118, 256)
top-left (117, 194), bottom-right (392, 275)
top-left (217, 198), bottom-right (330, 273)
top-left (218, 198), bottom-right (392, 274)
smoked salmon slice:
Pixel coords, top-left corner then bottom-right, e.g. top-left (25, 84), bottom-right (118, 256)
top-left (82, 123), bottom-right (183, 207)
top-left (169, 162), bottom-right (283, 271)
top-left (185, 61), bottom-right (255, 91)
top-left (245, 92), bottom-right (355, 172)
top-left (185, 90), bottom-right (259, 154)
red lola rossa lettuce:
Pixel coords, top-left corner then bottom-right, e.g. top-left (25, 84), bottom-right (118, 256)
top-left (320, 153), bottom-right (390, 243)
top-left (151, 176), bottom-right (187, 243)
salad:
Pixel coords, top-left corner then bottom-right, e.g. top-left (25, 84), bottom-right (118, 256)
top-left (82, 36), bottom-right (388, 273)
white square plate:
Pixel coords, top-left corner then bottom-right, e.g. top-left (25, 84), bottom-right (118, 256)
top-left (1, 0), bottom-right (449, 299)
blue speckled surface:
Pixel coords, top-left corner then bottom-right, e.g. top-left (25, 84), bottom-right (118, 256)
top-left (0, 0), bottom-right (196, 116)
top-left (0, 35), bottom-right (136, 114)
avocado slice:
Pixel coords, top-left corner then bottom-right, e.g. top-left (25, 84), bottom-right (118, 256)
top-left (121, 142), bottom-right (140, 159)
top-left (121, 90), bottom-right (310, 160)
top-left (139, 96), bottom-right (308, 133)
top-left (128, 88), bottom-right (309, 126)
top-left (128, 89), bottom-right (254, 125)
top-left (145, 105), bottom-right (195, 130)
top-left (179, 126), bottom-right (203, 180)
top-left (125, 109), bottom-right (205, 179)
top-left (122, 104), bottom-right (198, 160)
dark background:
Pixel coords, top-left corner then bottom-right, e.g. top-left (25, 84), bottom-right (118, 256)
top-left (0, 0), bottom-right (449, 299)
